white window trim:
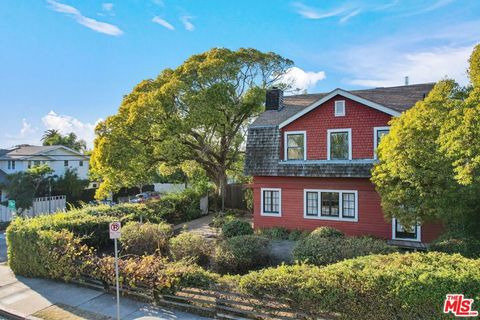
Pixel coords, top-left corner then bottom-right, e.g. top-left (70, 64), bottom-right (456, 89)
top-left (327, 128), bottom-right (352, 160)
top-left (391, 218), bottom-right (421, 242)
top-left (284, 130), bottom-right (307, 161)
top-left (373, 126), bottom-right (390, 159)
top-left (261, 188), bottom-right (282, 217)
top-left (334, 100), bottom-right (345, 116)
top-left (303, 189), bottom-right (358, 222)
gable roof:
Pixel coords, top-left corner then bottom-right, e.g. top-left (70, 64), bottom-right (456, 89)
top-left (251, 83), bottom-right (435, 128)
top-left (0, 145), bottom-right (88, 160)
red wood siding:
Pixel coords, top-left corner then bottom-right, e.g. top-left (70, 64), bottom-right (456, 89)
top-left (281, 95), bottom-right (392, 160)
top-left (253, 176), bottom-right (442, 243)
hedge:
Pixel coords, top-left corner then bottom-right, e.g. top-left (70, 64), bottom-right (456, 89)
top-left (120, 221), bottom-right (173, 255)
top-left (239, 252), bottom-right (480, 320)
top-left (221, 219), bottom-right (253, 238)
top-left (430, 235), bottom-right (480, 258)
top-left (293, 234), bottom-right (396, 265)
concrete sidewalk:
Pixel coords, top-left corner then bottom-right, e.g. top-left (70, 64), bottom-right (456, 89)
top-left (0, 265), bottom-right (210, 320)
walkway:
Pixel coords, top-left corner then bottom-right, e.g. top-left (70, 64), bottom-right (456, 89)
top-left (0, 265), bottom-right (210, 320)
top-left (173, 214), bottom-right (217, 238)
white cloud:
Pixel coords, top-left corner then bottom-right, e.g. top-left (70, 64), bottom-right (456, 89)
top-left (3, 119), bottom-right (39, 148)
top-left (340, 9), bottom-right (361, 24)
top-left (41, 111), bottom-right (101, 149)
top-left (292, 2), bottom-right (349, 19)
top-left (346, 45), bottom-right (472, 87)
top-left (180, 15), bottom-right (195, 31)
top-left (102, 3), bottom-right (114, 12)
top-left (279, 67), bottom-right (326, 92)
top-left (405, 0), bottom-right (454, 16)
top-left (47, 0), bottom-right (123, 36)
top-left (152, 16), bottom-right (175, 30)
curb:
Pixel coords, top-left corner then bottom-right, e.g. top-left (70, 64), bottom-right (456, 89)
top-left (0, 306), bottom-right (41, 320)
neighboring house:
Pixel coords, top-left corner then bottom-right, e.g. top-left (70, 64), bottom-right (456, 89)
top-left (0, 145), bottom-right (89, 201)
top-left (245, 83), bottom-right (443, 245)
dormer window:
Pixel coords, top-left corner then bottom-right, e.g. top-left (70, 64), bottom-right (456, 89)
top-left (334, 100), bottom-right (345, 116)
top-left (284, 131), bottom-right (306, 160)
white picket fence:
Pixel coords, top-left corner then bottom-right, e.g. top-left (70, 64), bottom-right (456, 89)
top-left (0, 195), bottom-right (66, 222)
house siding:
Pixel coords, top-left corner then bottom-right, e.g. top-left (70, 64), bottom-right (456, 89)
top-left (281, 95), bottom-right (392, 160)
top-left (253, 176), bottom-right (442, 243)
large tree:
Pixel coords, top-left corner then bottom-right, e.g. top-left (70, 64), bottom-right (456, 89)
top-left (91, 48), bottom-right (293, 204)
top-left (372, 44), bottom-right (480, 236)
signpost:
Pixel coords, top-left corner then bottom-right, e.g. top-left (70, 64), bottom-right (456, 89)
top-left (109, 221), bottom-right (121, 320)
top-left (8, 200), bottom-right (16, 219)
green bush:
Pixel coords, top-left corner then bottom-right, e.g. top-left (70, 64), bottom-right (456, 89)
top-left (211, 212), bottom-right (236, 228)
top-left (92, 255), bottom-right (218, 294)
top-left (258, 227), bottom-right (289, 240)
top-left (293, 235), bottom-right (396, 266)
top-left (288, 229), bottom-right (309, 241)
top-left (213, 235), bottom-right (270, 274)
top-left (221, 219), bottom-right (253, 238)
top-left (169, 232), bottom-right (211, 265)
top-left (240, 252), bottom-right (480, 319)
top-left (83, 203), bottom-right (161, 223)
top-left (120, 222), bottom-right (172, 255)
top-left (7, 223), bottom-right (92, 280)
top-left (146, 188), bottom-right (203, 224)
top-left (430, 235), bottom-right (480, 258)
top-left (310, 226), bottom-right (344, 238)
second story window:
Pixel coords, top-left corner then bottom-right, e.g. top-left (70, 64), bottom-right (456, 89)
top-left (374, 126), bottom-right (390, 159)
top-left (285, 131), bottom-right (306, 161)
top-left (7, 160), bottom-right (15, 170)
top-left (79, 160), bottom-right (84, 167)
top-left (64, 160), bottom-right (69, 167)
top-left (334, 100), bottom-right (345, 116)
top-left (328, 129), bottom-right (352, 160)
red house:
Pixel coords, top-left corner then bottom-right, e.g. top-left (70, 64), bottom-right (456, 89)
top-left (245, 83), bottom-right (443, 245)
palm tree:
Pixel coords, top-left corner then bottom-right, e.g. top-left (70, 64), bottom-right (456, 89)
top-left (41, 129), bottom-right (61, 145)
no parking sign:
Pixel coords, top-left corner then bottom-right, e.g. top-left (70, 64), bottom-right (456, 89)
top-left (109, 222), bottom-right (121, 239)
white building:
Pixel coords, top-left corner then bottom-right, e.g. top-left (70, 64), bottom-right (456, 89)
top-left (0, 145), bottom-right (90, 201)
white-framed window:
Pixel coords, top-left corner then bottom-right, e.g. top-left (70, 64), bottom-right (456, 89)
top-left (64, 160), bottom-right (69, 167)
top-left (373, 126), bottom-right (390, 159)
top-left (261, 188), bottom-right (282, 217)
top-left (284, 131), bottom-right (306, 161)
top-left (7, 160), bottom-right (15, 170)
top-left (304, 189), bottom-right (358, 222)
top-left (334, 100), bottom-right (345, 116)
top-left (327, 128), bottom-right (352, 160)
top-left (392, 218), bottom-right (421, 242)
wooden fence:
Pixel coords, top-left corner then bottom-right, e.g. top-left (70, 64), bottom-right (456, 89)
top-left (225, 183), bottom-right (247, 210)
top-left (75, 276), bottom-right (310, 320)
top-left (0, 195), bottom-right (66, 221)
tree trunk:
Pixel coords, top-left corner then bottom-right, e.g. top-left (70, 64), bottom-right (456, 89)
top-left (215, 171), bottom-right (228, 212)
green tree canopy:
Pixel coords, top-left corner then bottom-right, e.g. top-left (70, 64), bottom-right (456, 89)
top-left (42, 130), bottom-right (87, 152)
top-left (91, 48), bottom-right (293, 202)
top-left (372, 44), bottom-right (480, 236)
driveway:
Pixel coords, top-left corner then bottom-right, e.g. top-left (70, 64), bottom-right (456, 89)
top-left (0, 232), bottom-right (6, 263)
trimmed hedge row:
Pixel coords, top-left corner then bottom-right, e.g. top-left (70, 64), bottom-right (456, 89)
top-left (239, 252), bottom-right (480, 320)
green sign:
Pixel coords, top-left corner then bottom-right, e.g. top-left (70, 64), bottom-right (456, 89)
top-left (8, 200), bottom-right (16, 210)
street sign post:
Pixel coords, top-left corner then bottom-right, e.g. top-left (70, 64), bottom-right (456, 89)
top-left (8, 200), bottom-right (16, 219)
top-left (109, 222), bottom-right (121, 320)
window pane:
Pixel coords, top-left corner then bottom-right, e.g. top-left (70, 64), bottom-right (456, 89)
top-left (263, 190), bottom-right (280, 214)
top-left (287, 134), bottom-right (304, 160)
top-left (306, 192), bottom-right (318, 216)
top-left (342, 193), bottom-right (355, 218)
top-left (330, 132), bottom-right (349, 160)
top-left (321, 192), bottom-right (339, 216)
top-left (376, 130), bottom-right (389, 148)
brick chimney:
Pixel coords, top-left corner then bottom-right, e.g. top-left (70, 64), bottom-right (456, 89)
top-left (265, 88), bottom-right (284, 111)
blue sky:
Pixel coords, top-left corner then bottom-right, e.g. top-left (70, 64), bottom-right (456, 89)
top-left (0, 0), bottom-right (479, 149)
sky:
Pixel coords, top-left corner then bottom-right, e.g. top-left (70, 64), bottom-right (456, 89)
top-left (0, 0), bottom-right (479, 149)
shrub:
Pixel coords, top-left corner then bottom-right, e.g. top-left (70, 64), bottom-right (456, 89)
top-left (211, 212), bottom-right (236, 228)
top-left (258, 227), bottom-right (289, 240)
top-left (288, 229), bottom-right (309, 241)
top-left (7, 223), bottom-right (92, 280)
top-left (240, 252), bottom-right (480, 319)
top-left (213, 235), bottom-right (270, 274)
top-left (310, 226), bottom-right (344, 238)
top-left (145, 189), bottom-right (204, 224)
top-left (430, 235), bottom-right (480, 258)
top-left (293, 235), bottom-right (396, 266)
top-left (83, 203), bottom-right (160, 223)
top-left (120, 222), bottom-right (172, 255)
top-left (169, 232), bottom-right (210, 265)
top-left (221, 219), bottom-right (253, 238)
top-left (92, 255), bottom-right (218, 294)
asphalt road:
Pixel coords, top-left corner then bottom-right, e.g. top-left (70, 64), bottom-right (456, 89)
top-left (0, 232), bottom-right (6, 263)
